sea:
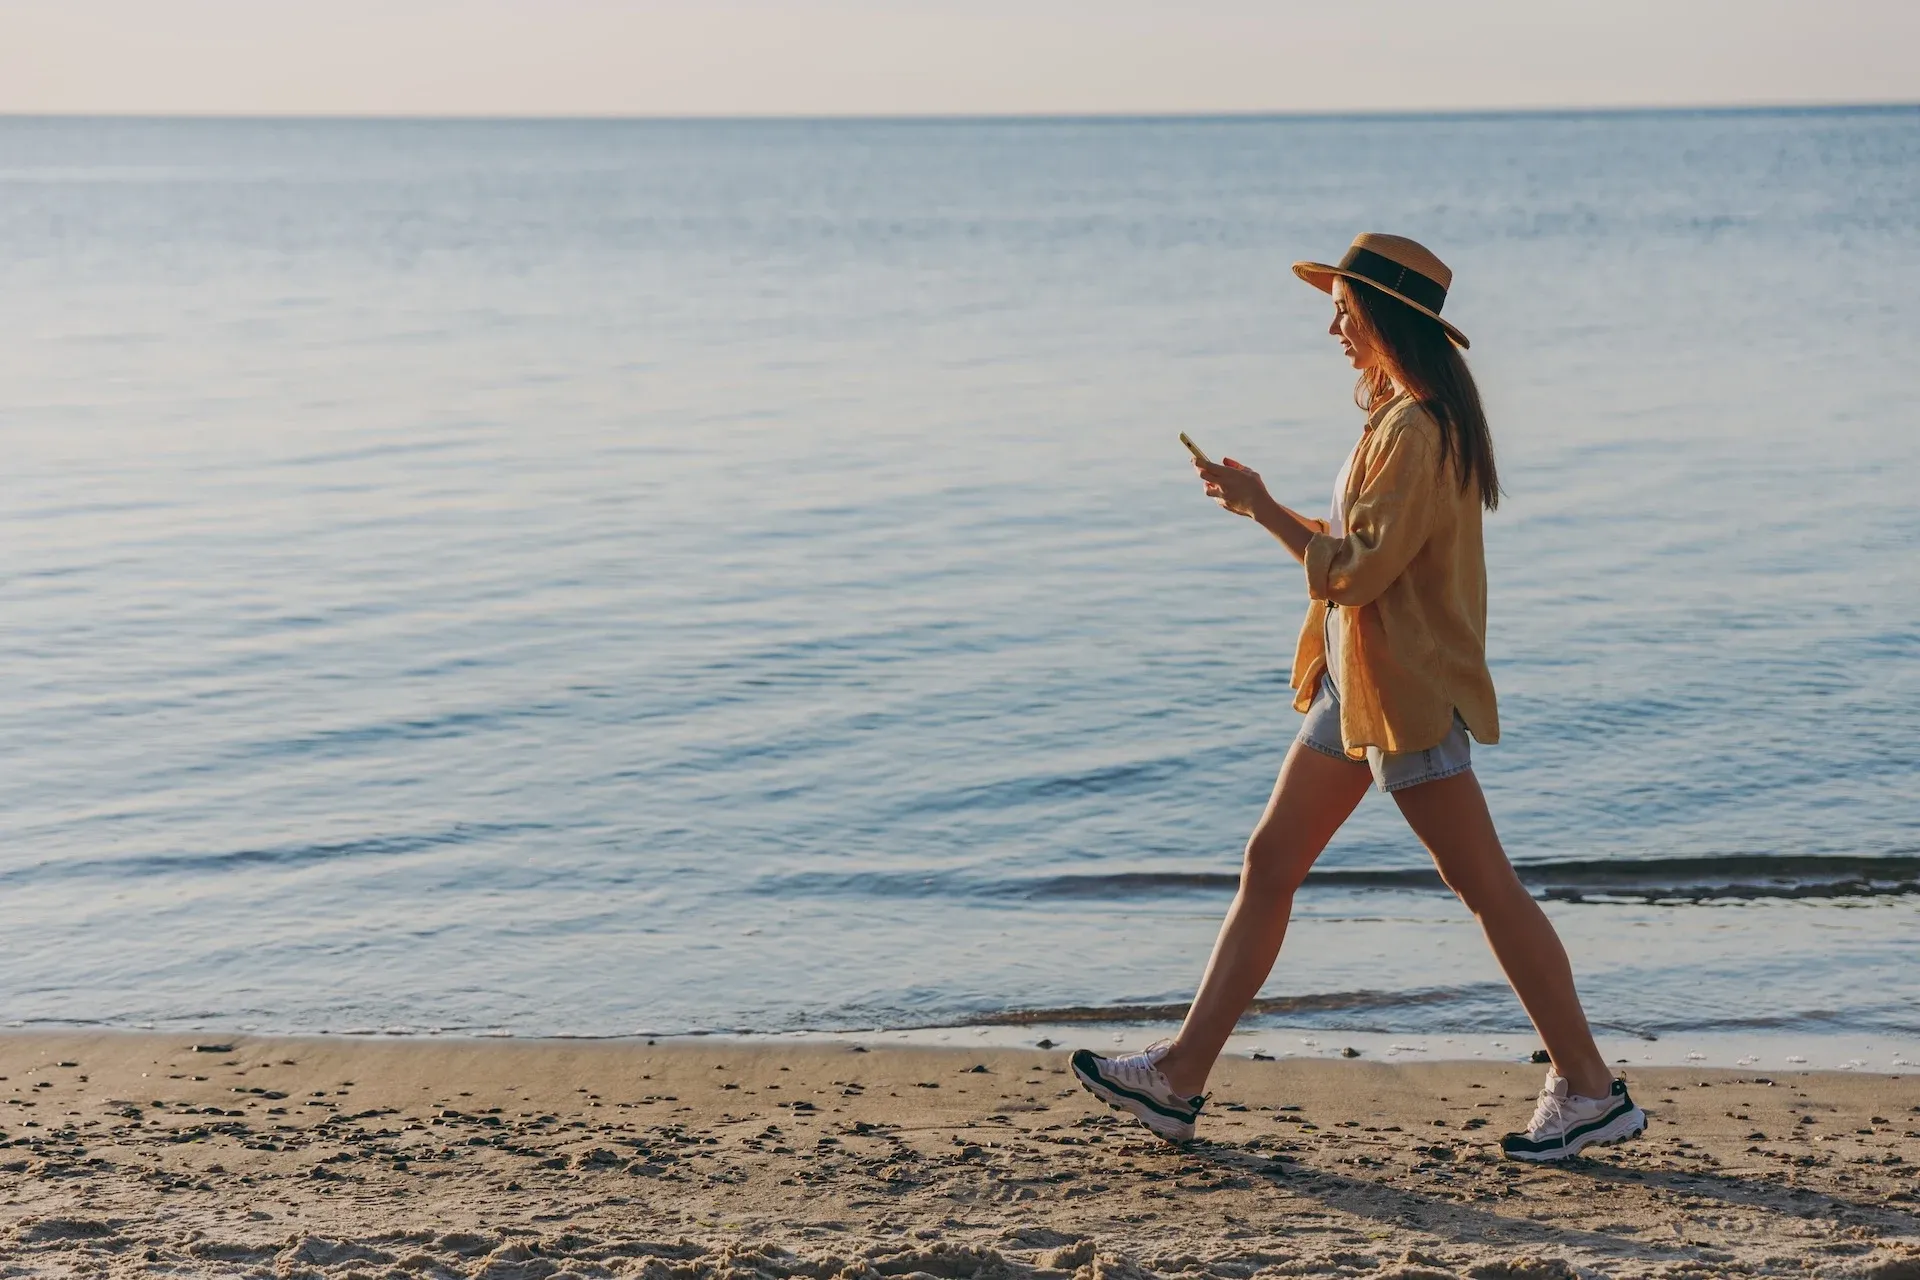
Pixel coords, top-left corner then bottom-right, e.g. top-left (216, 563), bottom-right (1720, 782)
top-left (3, 109), bottom-right (1918, 1071)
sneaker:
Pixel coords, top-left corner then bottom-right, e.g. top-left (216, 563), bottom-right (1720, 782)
top-left (1500, 1071), bottom-right (1646, 1162)
top-left (1069, 1042), bottom-right (1207, 1142)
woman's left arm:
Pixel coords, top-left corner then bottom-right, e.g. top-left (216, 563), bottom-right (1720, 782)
top-left (1196, 426), bottom-right (1439, 601)
top-left (1194, 458), bottom-right (1320, 565)
top-left (1253, 500), bottom-right (1321, 563)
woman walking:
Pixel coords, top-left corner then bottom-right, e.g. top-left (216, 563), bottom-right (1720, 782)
top-left (1070, 234), bottom-right (1645, 1162)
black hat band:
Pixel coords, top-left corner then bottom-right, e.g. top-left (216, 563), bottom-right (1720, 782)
top-left (1339, 246), bottom-right (1447, 315)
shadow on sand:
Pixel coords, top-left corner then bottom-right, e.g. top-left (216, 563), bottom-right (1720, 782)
top-left (1183, 1137), bottom-right (1918, 1269)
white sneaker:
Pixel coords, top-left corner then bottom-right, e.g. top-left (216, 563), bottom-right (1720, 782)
top-left (1500, 1070), bottom-right (1646, 1161)
top-left (1069, 1042), bottom-right (1207, 1142)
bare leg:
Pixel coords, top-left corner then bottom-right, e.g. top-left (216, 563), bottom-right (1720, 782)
top-left (1155, 742), bottom-right (1372, 1097)
top-left (1391, 769), bottom-right (1613, 1099)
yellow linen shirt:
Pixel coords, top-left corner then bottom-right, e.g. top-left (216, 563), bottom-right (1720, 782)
top-left (1290, 394), bottom-right (1500, 757)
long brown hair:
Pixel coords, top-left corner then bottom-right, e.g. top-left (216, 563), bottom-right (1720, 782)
top-left (1345, 279), bottom-right (1501, 512)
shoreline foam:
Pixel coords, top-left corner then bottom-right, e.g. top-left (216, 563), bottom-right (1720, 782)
top-left (16, 1019), bottom-right (1913, 1076)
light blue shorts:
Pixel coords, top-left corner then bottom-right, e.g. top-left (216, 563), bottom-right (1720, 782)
top-left (1296, 672), bottom-right (1473, 793)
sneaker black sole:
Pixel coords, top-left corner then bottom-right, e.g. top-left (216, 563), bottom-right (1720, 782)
top-left (1069, 1050), bottom-right (1199, 1143)
top-left (1501, 1104), bottom-right (1647, 1162)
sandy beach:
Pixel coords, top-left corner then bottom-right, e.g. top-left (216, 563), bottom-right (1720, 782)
top-left (1, 1033), bottom-right (1915, 1278)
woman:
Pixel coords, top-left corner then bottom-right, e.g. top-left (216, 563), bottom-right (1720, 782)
top-left (1070, 234), bottom-right (1645, 1162)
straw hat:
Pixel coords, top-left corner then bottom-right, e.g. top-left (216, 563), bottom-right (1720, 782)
top-left (1292, 233), bottom-right (1469, 349)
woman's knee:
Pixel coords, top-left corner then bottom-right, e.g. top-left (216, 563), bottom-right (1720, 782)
top-left (1437, 861), bottom-right (1528, 918)
top-left (1240, 828), bottom-right (1314, 900)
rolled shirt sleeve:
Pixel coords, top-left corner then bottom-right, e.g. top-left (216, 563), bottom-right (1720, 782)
top-left (1304, 422), bottom-right (1441, 608)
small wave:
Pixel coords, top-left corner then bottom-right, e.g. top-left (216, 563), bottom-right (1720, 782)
top-left (243, 706), bottom-right (563, 761)
top-left (1005, 854), bottom-right (1920, 904)
top-left (1011, 868), bottom-right (1451, 897)
top-left (954, 986), bottom-right (1487, 1027)
top-left (0, 821), bottom-right (543, 887)
top-left (1512, 854), bottom-right (1920, 903)
top-left (893, 754), bottom-right (1209, 818)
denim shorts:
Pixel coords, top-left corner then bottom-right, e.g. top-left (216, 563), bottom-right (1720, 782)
top-left (1296, 672), bottom-right (1473, 793)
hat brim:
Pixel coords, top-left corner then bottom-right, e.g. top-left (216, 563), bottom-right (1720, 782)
top-left (1292, 260), bottom-right (1470, 349)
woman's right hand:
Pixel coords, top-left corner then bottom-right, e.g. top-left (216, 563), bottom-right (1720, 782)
top-left (1195, 456), bottom-right (1272, 520)
top-left (1196, 456), bottom-right (1318, 565)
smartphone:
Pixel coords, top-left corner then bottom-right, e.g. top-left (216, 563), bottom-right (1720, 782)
top-left (1178, 432), bottom-right (1214, 466)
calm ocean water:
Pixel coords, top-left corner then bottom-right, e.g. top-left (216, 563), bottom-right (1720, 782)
top-left (2, 111), bottom-right (1917, 1058)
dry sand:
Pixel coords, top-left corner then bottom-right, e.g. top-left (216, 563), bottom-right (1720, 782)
top-left (1, 1032), bottom-right (1916, 1279)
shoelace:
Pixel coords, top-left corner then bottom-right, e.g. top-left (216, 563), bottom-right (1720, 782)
top-left (1129, 1040), bottom-right (1208, 1109)
top-left (1525, 1086), bottom-right (1572, 1136)
top-left (1111, 1040), bottom-right (1176, 1089)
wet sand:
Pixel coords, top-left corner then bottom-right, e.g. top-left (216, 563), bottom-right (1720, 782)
top-left (1, 1032), bottom-right (1916, 1278)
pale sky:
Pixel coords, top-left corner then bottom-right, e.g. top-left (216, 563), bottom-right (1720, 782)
top-left (3, 0), bottom-right (1915, 117)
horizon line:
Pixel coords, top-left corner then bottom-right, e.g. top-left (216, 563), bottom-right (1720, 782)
top-left (2, 100), bottom-right (1916, 126)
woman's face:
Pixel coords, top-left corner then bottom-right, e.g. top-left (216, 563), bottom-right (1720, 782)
top-left (1329, 279), bottom-right (1381, 371)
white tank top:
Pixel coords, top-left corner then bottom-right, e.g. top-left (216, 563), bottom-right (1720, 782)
top-left (1323, 444), bottom-right (1357, 689)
